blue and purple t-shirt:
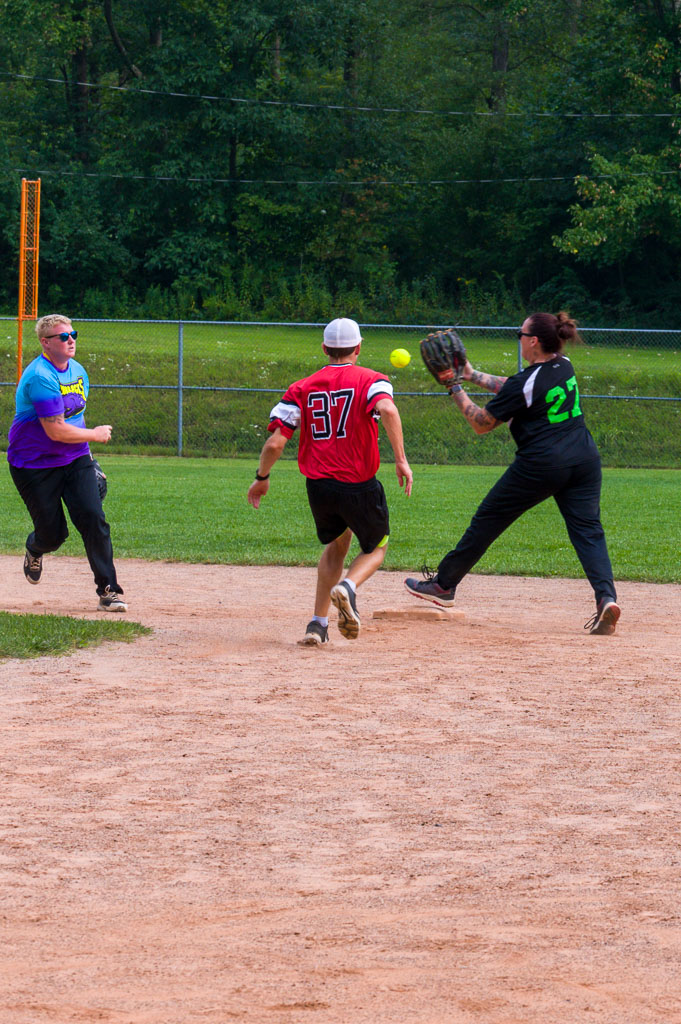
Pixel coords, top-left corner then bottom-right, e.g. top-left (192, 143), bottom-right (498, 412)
top-left (7, 353), bottom-right (91, 468)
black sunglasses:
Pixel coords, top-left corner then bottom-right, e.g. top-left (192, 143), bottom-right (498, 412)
top-left (44, 330), bottom-right (78, 342)
top-left (517, 330), bottom-right (533, 339)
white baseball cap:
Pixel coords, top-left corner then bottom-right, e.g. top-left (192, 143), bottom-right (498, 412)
top-left (323, 317), bottom-right (362, 348)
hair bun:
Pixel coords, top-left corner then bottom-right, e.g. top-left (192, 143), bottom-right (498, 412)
top-left (556, 311), bottom-right (576, 337)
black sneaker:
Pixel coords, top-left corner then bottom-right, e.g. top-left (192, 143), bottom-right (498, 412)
top-left (330, 580), bottom-right (360, 640)
top-left (23, 548), bottom-right (43, 584)
top-left (297, 620), bottom-right (329, 646)
top-left (98, 587), bottom-right (128, 613)
top-left (584, 599), bottom-right (620, 636)
top-left (404, 566), bottom-right (456, 608)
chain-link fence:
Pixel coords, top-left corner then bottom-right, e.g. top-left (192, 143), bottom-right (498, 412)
top-left (2, 317), bottom-right (680, 467)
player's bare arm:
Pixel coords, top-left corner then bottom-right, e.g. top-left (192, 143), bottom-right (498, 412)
top-left (40, 414), bottom-right (112, 444)
top-left (248, 428), bottom-right (288, 509)
top-left (449, 390), bottom-right (501, 435)
top-left (375, 398), bottom-right (413, 496)
top-left (463, 364), bottom-right (507, 394)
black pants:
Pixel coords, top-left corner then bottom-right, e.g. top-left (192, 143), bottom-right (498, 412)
top-left (437, 457), bottom-right (616, 605)
top-left (10, 454), bottom-right (121, 596)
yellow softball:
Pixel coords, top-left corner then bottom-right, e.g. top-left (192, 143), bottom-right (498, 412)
top-left (390, 348), bottom-right (411, 368)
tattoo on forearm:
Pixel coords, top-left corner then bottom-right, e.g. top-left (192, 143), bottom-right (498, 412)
top-left (41, 414), bottom-right (64, 424)
top-left (452, 391), bottom-right (497, 430)
top-left (464, 399), bottom-right (493, 428)
top-left (469, 369), bottom-right (507, 393)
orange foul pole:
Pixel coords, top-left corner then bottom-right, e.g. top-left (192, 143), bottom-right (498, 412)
top-left (17, 178), bottom-right (41, 382)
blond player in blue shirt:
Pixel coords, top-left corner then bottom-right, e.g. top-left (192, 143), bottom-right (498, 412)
top-left (8, 313), bottom-right (127, 611)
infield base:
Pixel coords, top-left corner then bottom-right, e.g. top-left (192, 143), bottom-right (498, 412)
top-left (372, 606), bottom-right (465, 622)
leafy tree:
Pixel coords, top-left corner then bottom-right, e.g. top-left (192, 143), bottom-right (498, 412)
top-left (551, 0), bottom-right (681, 317)
top-left (0, 0), bottom-right (681, 322)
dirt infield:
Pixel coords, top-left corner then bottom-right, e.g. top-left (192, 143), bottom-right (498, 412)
top-left (2, 555), bottom-right (681, 1024)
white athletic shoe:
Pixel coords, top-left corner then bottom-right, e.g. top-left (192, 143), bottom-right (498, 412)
top-left (98, 587), bottom-right (128, 613)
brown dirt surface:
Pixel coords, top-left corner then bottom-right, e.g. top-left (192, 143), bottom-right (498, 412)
top-left (2, 554), bottom-right (681, 1024)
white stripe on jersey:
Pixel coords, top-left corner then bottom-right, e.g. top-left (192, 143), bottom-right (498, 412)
top-left (269, 398), bottom-right (300, 429)
top-left (522, 365), bottom-right (542, 408)
top-left (367, 379), bottom-right (393, 402)
top-left (522, 356), bottom-right (568, 408)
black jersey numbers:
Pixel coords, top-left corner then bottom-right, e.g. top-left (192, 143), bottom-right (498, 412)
top-left (308, 388), bottom-right (355, 439)
top-left (545, 375), bottom-right (582, 424)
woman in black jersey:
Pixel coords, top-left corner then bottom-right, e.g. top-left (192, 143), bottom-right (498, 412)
top-left (405, 310), bottom-right (620, 635)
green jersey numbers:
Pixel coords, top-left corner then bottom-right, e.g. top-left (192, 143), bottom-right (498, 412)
top-left (545, 375), bottom-right (582, 424)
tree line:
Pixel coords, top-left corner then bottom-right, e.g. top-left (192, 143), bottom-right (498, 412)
top-left (1, 0), bottom-right (680, 325)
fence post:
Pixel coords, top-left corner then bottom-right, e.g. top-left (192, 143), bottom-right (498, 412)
top-left (178, 321), bottom-right (184, 456)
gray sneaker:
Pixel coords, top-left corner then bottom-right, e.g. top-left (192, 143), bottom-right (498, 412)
top-left (98, 587), bottom-right (128, 613)
top-left (404, 566), bottom-right (456, 608)
top-left (330, 581), bottom-right (360, 640)
top-left (298, 620), bottom-right (329, 646)
top-left (23, 548), bottom-right (43, 584)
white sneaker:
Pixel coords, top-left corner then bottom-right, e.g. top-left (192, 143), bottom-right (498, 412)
top-left (98, 587), bottom-right (128, 612)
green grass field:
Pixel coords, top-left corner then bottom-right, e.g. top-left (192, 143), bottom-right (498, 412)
top-left (1, 317), bottom-right (679, 657)
top-left (3, 318), bottom-right (681, 389)
top-left (3, 319), bottom-right (681, 465)
top-left (2, 456), bottom-right (680, 584)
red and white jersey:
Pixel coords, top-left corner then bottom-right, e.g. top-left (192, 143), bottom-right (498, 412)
top-left (268, 362), bottom-right (395, 482)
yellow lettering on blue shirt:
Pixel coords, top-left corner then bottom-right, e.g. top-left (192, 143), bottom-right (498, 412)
top-left (60, 378), bottom-right (86, 399)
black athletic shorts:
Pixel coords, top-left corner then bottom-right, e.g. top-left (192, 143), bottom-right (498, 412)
top-left (306, 475), bottom-right (390, 553)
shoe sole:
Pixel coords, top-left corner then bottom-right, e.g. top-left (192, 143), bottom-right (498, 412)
top-left (24, 556), bottom-right (42, 585)
top-left (590, 602), bottom-right (621, 635)
top-left (99, 603), bottom-right (128, 613)
top-left (330, 586), bottom-right (360, 640)
top-left (297, 634), bottom-right (328, 647)
top-left (404, 580), bottom-right (456, 609)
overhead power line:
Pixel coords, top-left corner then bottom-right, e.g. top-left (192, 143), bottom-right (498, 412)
top-left (1, 71), bottom-right (677, 120)
top-left (8, 166), bottom-right (680, 187)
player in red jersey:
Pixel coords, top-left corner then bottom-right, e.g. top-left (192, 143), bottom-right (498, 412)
top-left (248, 318), bottom-right (413, 645)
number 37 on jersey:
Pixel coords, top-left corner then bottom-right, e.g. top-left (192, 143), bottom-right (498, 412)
top-left (307, 388), bottom-right (355, 439)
